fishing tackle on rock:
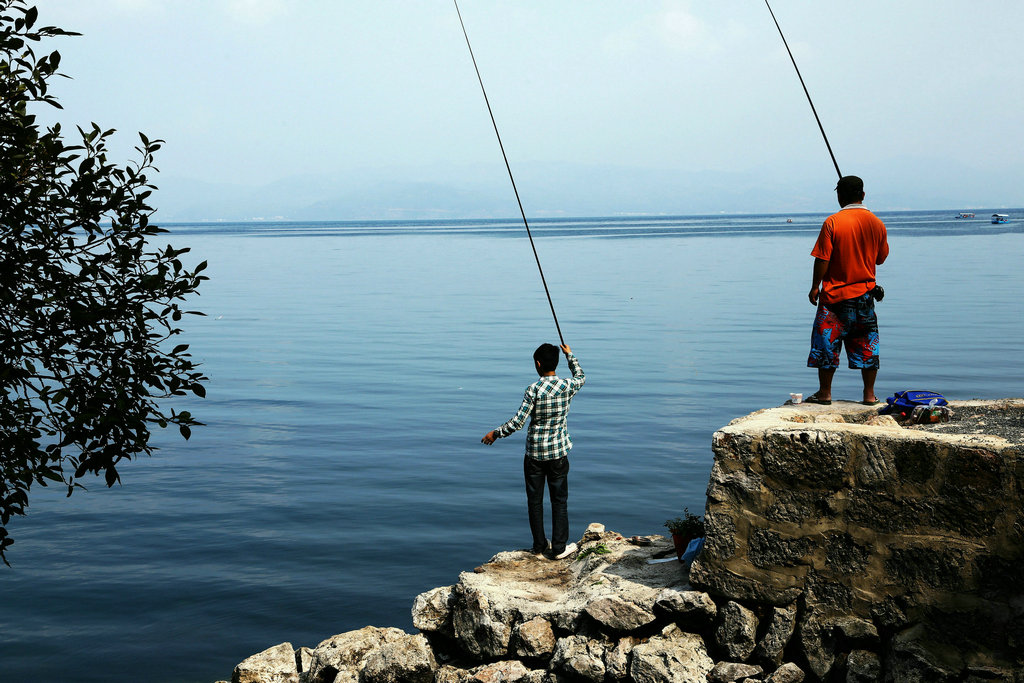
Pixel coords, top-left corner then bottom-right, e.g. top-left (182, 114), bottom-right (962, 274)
top-left (453, 0), bottom-right (565, 346)
top-left (764, 0), bottom-right (842, 179)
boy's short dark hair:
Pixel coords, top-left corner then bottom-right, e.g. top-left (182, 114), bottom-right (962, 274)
top-left (534, 343), bottom-right (560, 373)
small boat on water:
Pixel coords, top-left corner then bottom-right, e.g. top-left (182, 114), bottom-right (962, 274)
top-left (956, 212), bottom-right (975, 219)
top-left (991, 214), bottom-right (1009, 224)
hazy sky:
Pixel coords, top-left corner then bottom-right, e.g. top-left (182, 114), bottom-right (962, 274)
top-left (33, 1), bottom-right (1024, 218)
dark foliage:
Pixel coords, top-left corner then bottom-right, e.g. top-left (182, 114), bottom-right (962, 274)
top-left (1, 1), bottom-right (208, 563)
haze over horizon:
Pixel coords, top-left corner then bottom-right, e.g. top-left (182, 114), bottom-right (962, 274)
top-left (37, 1), bottom-right (1024, 221)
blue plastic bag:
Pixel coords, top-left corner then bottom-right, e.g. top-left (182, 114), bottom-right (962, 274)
top-left (681, 537), bottom-right (704, 564)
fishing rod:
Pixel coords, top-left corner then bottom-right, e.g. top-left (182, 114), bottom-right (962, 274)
top-left (452, 0), bottom-right (565, 346)
top-left (764, 0), bottom-right (842, 180)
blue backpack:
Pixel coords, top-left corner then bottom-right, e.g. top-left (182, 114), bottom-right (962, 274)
top-left (880, 390), bottom-right (948, 416)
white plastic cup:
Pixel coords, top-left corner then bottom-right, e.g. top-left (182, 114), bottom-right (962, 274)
top-left (790, 393), bottom-right (803, 404)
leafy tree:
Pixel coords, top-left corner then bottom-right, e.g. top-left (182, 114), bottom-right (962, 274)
top-left (1, 0), bottom-right (208, 564)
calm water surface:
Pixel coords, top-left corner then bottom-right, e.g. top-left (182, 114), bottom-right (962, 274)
top-left (1, 210), bottom-right (1022, 682)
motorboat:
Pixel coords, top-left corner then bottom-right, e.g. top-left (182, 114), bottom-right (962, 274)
top-left (956, 212), bottom-right (975, 219)
top-left (991, 214), bottom-right (1009, 224)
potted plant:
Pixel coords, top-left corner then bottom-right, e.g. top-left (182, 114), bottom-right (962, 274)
top-left (665, 508), bottom-right (705, 562)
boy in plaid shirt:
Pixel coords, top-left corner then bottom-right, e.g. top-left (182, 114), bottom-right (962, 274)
top-left (482, 343), bottom-right (585, 559)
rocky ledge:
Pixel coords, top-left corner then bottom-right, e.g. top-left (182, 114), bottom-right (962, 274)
top-left (220, 399), bottom-right (1024, 683)
top-left (224, 526), bottom-right (807, 683)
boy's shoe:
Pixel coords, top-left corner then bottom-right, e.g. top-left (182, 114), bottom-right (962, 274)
top-left (551, 542), bottom-right (577, 560)
top-left (531, 541), bottom-right (550, 558)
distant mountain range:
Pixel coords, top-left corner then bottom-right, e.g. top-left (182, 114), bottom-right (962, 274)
top-left (150, 159), bottom-right (1020, 222)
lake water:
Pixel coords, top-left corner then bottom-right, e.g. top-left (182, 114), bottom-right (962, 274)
top-left (1, 210), bottom-right (1022, 682)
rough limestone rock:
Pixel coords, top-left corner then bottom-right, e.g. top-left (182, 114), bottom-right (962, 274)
top-left (583, 596), bottom-right (656, 632)
top-left (467, 660), bottom-right (533, 683)
top-left (834, 616), bottom-right (879, 648)
top-left (512, 617), bottom-right (556, 660)
top-left (707, 661), bottom-right (763, 682)
top-left (360, 633), bottom-right (437, 683)
top-left (304, 626), bottom-right (408, 683)
top-left (451, 585), bottom-right (513, 660)
top-left (887, 624), bottom-right (961, 682)
top-left (434, 665), bottom-right (469, 683)
top-left (297, 647), bottom-right (313, 676)
top-left (629, 624), bottom-right (714, 683)
top-left (845, 649), bottom-right (881, 682)
top-left (550, 635), bottom-right (606, 682)
top-left (799, 613), bottom-right (837, 680)
top-left (653, 589), bottom-right (717, 626)
top-left (412, 585), bottom-right (454, 633)
top-left (714, 601), bottom-right (759, 661)
top-left (232, 642), bottom-right (298, 683)
top-left (603, 636), bottom-right (639, 681)
top-left (764, 662), bottom-right (805, 683)
top-left (752, 603), bottom-right (797, 665)
top-left (863, 414), bottom-right (899, 428)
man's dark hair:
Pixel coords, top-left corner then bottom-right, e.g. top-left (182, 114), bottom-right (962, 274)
top-left (835, 175), bottom-right (865, 206)
top-left (534, 343), bottom-right (560, 373)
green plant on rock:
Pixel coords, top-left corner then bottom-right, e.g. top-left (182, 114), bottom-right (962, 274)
top-left (577, 543), bottom-right (612, 560)
top-left (1, 0), bottom-right (208, 564)
top-left (665, 507), bottom-right (704, 537)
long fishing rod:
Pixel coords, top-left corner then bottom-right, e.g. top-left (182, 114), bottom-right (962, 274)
top-left (764, 0), bottom-right (842, 180)
top-left (453, 0), bottom-right (565, 346)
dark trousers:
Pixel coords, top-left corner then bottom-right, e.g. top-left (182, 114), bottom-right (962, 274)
top-left (524, 455), bottom-right (569, 554)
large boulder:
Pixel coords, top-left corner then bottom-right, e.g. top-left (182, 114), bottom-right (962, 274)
top-left (232, 642), bottom-right (298, 683)
top-left (629, 625), bottom-right (714, 683)
top-left (360, 633), bottom-right (436, 683)
top-left (845, 649), bottom-right (881, 682)
top-left (412, 585), bottom-right (454, 634)
top-left (707, 661), bottom-right (763, 683)
top-left (603, 636), bottom-right (639, 681)
top-left (304, 626), bottom-right (408, 683)
top-left (550, 635), bottom-right (606, 682)
top-left (451, 585), bottom-right (514, 660)
top-left (512, 617), bottom-right (556, 660)
top-left (753, 603), bottom-right (797, 665)
top-left (466, 661), bottom-right (535, 683)
top-left (653, 589), bottom-right (717, 626)
top-left (583, 596), bottom-right (656, 633)
top-left (764, 662), bottom-right (805, 683)
top-left (714, 601), bottom-right (759, 661)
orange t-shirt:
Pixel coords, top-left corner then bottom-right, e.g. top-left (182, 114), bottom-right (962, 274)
top-left (811, 205), bottom-right (889, 304)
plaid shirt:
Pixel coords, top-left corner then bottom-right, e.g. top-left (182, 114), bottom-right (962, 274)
top-left (494, 353), bottom-right (585, 461)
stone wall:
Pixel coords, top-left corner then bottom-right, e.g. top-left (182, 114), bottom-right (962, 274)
top-left (690, 399), bottom-right (1024, 680)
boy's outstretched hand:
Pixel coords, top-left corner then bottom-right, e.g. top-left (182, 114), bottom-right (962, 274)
top-left (481, 430), bottom-right (497, 445)
top-left (560, 344), bottom-right (571, 355)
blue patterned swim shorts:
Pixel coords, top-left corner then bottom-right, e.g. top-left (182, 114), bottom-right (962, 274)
top-left (807, 293), bottom-right (880, 370)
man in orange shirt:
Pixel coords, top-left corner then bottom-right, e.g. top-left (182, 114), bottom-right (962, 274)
top-left (805, 175), bottom-right (889, 405)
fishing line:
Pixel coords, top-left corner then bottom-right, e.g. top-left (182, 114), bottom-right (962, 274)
top-left (453, 0), bottom-right (565, 346)
top-left (764, 0), bottom-right (842, 179)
